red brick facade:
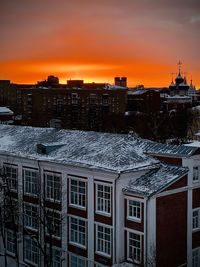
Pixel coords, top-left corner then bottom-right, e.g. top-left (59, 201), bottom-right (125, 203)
top-left (156, 192), bottom-right (187, 267)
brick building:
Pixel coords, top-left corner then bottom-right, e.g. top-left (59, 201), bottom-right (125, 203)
top-left (0, 125), bottom-right (199, 267)
top-left (127, 89), bottom-right (161, 114)
top-left (19, 87), bottom-right (127, 131)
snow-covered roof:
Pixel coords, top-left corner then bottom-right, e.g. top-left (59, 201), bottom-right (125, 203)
top-left (108, 85), bottom-right (127, 90)
top-left (141, 140), bottom-right (200, 157)
top-left (0, 107), bottom-right (14, 115)
top-left (0, 125), bottom-right (158, 172)
top-left (124, 164), bottom-right (188, 197)
top-left (184, 141), bottom-right (200, 148)
top-left (127, 89), bottom-right (148, 95)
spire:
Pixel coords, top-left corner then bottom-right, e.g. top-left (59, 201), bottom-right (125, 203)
top-left (178, 60), bottom-right (182, 75)
top-left (171, 72), bottom-right (174, 84)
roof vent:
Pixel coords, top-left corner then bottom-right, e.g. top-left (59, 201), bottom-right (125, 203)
top-left (36, 143), bottom-right (65, 155)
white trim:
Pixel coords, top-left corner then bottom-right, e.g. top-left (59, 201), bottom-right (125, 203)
top-left (23, 202), bottom-right (39, 231)
top-left (192, 208), bottom-right (200, 232)
top-left (156, 186), bottom-right (188, 198)
top-left (126, 199), bottom-right (142, 222)
top-left (124, 228), bottom-right (144, 235)
top-left (23, 168), bottom-right (39, 197)
top-left (68, 215), bottom-right (87, 249)
top-left (45, 208), bottom-right (62, 239)
top-left (126, 230), bottom-right (142, 264)
top-left (68, 176), bottom-right (87, 210)
top-left (124, 195), bottom-right (145, 203)
top-left (95, 223), bottom-right (112, 258)
top-left (44, 172), bottom-right (62, 202)
top-left (95, 183), bottom-right (112, 216)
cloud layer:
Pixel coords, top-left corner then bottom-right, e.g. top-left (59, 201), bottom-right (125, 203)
top-left (0, 0), bottom-right (199, 86)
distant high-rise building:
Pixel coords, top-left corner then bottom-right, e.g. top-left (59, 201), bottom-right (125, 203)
top-left (114, 76), bottom-right (127, 87)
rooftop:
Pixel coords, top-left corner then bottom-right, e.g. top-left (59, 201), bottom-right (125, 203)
top-left (140, 140), bottom-right (200, 157)
top-left (124, 164), bottom-right (188, 197)
top-left (0, 107), bottom-right (14, 115)
top-left (0, 125), bottom-right (158, 172)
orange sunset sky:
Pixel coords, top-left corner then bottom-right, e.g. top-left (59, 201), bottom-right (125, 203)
top-left (0, 0), bottom-right (200, 87)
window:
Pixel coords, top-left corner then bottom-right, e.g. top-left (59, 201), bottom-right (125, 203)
top-left (46, 246), bottom-right (61, 267)
top-left (193, 209), bottom-right (200, 230)
top-left (127, 231), bottom-right (141, 264)
top-left (24, 236), bottom-right (39, 265)
top-left (24, 203), bottom-right (38, 230)
top-left (4, 198), bottom-right (18, 224)
top-left (45, 173), bottom-right (61, 201)
top-left (96, 184), bottom-right (111, 215)
top-left (70, 178), bottom-right (86, 208)
top-left (69, 254), bottom-right (87, 267)
top-left (23, 169), bottom-right (39, 196)
top-left (46, 209), bottom-right (61, 238)
top-left (193, 167), bottom-right (199, 182)
top-left (96, 224), bottom-right (112, 257)
top-left (127, 199), bottom-right (141, 221)
top-left (52, 247), bottom-right (61, 267)
top-left (69, 217), bottom-right (86, 248)
top-left (192, 248), bottom-right (200, 267)
top-left (6, 230), bottom-right (15, 254)
top-left (4, 165), bottom-right (18, 191)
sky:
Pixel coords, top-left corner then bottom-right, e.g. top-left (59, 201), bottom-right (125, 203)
top-left (0, 0), bottom-right (200, 87)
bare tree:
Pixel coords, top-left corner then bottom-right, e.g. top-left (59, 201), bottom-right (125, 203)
top-left (0, 166), bottom-right (20, 267)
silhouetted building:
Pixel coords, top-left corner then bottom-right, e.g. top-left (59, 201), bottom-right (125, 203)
top-left (114, 77), bottom-right (127, 87)
top-left (127, 89), bottom-right (160, 113)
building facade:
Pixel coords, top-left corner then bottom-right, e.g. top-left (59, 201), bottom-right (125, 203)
top-left (0, 125), bottom-right (199, 267)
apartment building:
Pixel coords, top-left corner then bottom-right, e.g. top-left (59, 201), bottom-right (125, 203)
top-left (0, 125), bottom-right (199, 267)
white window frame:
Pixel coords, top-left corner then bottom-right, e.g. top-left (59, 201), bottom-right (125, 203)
top-left (69, 216), bottom-right (87, 249)
top-left (45, 208), bottom-right (61, 239)
top-left (193, 166), bottom-right (200, 183)
top-left (127, 230), bottom-right (142, 264)
top-left (96, 223), bottom-right (112, 258)
top-left (95, 182), bottom-right (112, 216)
top-left (127, 198), bottom-right (142, 222)
top-left (6, 229), bottom-right (15, 255)
top-left (45, 172), bottom-right (61, 202)
top-left (24, 203), bottom-right (39, 231)
top-left (3, 165), bottom-right (18, 191)
top-left (23, 168), bottom-right (39, 196)
top-left (69, 253), bottom-right (87, 267)
top-left (24, 236), bottom-right (39, 266)
top-left (69, 177), bottom-right (87, 209)
top-left (193, 208), bottom-right (200, 231)
top-left (192, 247), bottom-right (200, 267)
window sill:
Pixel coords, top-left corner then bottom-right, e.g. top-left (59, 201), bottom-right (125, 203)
top-left (95, 250), bottom-right (111, 258)
top-left (24, 193), bottom-right (38, 198)
top-left (95, 211), bottom-right (111, 217)
top-left (127, 257), bottom-right (141, 264)
top-left (69, 204), bottom-right (86, 210)
top-left (45, 198), bottom-right (61, 204)
top-left (192, 228), bottom-right (200, 233)
top-left (127, 216), bottom-right (141, 223)
top-left (69, 241), bottom-right (86, 250)
top-left (24, 226), bottom-right (38, 232)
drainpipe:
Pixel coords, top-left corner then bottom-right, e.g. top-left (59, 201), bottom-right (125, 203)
top-left (114, 172), bottom-right (121, 264)
top-left (145, 197), bottom-right (148, 267)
